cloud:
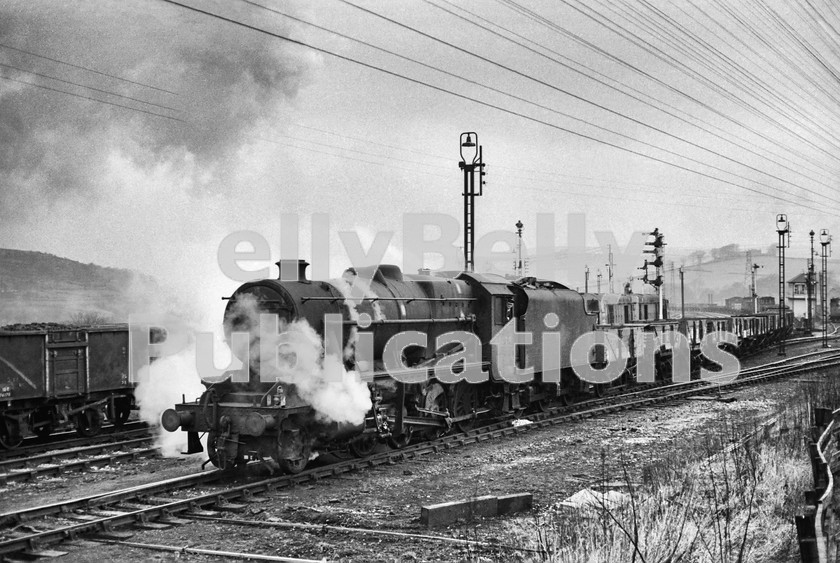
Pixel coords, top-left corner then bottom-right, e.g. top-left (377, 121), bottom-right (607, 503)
top-left (0, 0), bottom-right (320, 219)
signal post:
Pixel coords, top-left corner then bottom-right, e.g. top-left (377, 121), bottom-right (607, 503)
top-left (641, 228), bottom-right (665, 319)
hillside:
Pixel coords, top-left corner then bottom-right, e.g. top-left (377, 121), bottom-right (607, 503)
top-left (0, 248), bottom-right (162, 324)
top-left (664, 248), bottom-right (840, 306)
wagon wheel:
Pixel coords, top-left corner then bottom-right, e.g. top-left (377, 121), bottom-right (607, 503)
top-left (451, 382), bottom-right (480, 433)
top-left (593, 384), bottom-right (608, 398)
top-left (107, 397), bottom-right (132, 427)
top-left (75, 408), bottom-right (102, 437)
top-left (348, 435), bottom-right (378, 458)
top-left (0, 418), bottom-right (22, 449)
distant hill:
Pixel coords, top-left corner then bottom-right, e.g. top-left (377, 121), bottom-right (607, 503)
top-left (664, 247), bottom-right (840, 306)
top-left (0, 248), bottom-right (162, 324)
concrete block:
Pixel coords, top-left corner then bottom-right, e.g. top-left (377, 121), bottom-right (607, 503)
top-left (497, 493), bottom-right (532, 515)
top-left (420, 495), bottom-right (498, 527)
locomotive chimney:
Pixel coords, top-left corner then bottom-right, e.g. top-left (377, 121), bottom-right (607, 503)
top-left (277, 259), bottom-right (310, 282)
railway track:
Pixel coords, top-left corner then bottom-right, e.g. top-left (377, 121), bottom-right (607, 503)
top-left (1, 349), bottom-right (837, 559)
top-left (0, 422), bottom-right (150, 461)
top-left (0, 436), bottom-right (159, 485)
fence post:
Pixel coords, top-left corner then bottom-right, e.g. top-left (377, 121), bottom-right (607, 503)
top-left (796, 512), bottom-right (818, 562)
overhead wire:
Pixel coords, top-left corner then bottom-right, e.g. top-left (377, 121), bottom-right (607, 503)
top-left (154, 0), bottom-right (839, 213)
top-left (266, 120), bottom-right (785, 210)
top-left (0, 42), bottom-right (178, 95)
top-left (493, 0), bottom-right (840, 182)
top-left (551, 0), bottom-right (840, 168)
top-left (435, 0), bottom-right (836, 183)
top-left (621, 0), bottom-right (840, 148)
top-left (426, 0), bottom-right (840, 197)
top-left (701, 0), bottom-right (840, 133)
top-left (338, 0), bottom-right (840, 208)
top-left (251, 0), bottom-right (812, 206)
top-left (0, 73), bottom-right (186, 123)
top-left (0, 61), bottom-right (182, 114)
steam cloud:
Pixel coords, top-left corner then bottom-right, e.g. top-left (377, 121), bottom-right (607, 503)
top-left (229, 294), bottom-right (372, 425)
top-left (135, 343), bottom-right (207, 458)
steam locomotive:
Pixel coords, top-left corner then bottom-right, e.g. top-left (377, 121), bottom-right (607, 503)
top-left (162, 260), bottom-right (791, 472)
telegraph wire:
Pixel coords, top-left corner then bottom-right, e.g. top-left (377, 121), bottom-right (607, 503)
top-left (251, 0), bottom-right (827, 200)
top-left (615, 0), bottom-right (840, 187)
top-left (339, 0), bottom-right (840, 207)
top-left (509, 0), bottom-right (840, 169)
top-left (0, 73), bottom-right (186, 123)
top-left (268, 132), bottom-right (782, 214)
top-left (666, 0), bottom-right (838, 129)
top-left (160, 0), bottom-right (831, 214)
top-left (0, 42), bottom-right (178, 96)
top-left (0, 62), bottom-right (182, 114)
top-left (555, 0), bottom-right (840, 167)
top-left (288, 123), bottom-right (450, 163)
top-left (704, 0), bottom-right (840, 129)
top-left (274, 121), bottom-right (779, 208)
top-left (556, 0), bottom-right (837, 167)
top-left (257, 133), bottom-right (448, 171)
top-left (427, 0), bottom-right (840, 195)
top-left (268, 125), bottom-right (785, 209)
top-left (496, 0), bottom-right (840, 182)
top-left (623, 0), bottom-right (840, 141)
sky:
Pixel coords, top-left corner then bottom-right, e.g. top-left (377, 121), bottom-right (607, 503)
top-left (1, 0), bottom-right (839, 325)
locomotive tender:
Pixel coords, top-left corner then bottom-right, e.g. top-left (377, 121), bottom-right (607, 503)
top-left (162, 259), bottom-right (790, 473)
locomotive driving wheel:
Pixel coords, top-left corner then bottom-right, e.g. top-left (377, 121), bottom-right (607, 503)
top-left (534, 398), bottom-right (551, 412)
top-left (593, 384), bottom-right (608, 398)
top-left (348, 435), bottom-right (377, 458)
top-left (451, 382), bottom-right (480, 432)
top-left (387, 426), bottom-right (413, 449)
top-left (387, 405), bottom-right (413, 449)
top-left (559, 392), bottom-right (575, 407)
top-left (273, 425), bottom-right (312, 474)
top-left (279, 449), bottom-right (310, 474)
top-left (421, 382), bottom-right (449, 438)
top-left (206, 430), bottom-right (224, 468)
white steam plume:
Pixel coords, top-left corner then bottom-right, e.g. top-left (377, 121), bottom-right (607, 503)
top-left (230, 294), bottom-right (372, 425)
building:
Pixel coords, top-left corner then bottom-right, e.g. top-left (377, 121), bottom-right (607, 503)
top-left (786, 272), bottom-right (820, 320)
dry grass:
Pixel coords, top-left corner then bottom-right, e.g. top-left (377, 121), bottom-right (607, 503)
top-left (504, 368), bottom-right (840, 562)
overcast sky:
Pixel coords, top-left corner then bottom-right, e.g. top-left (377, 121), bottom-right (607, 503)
top-left (1, 0), bottom-right (838, 320)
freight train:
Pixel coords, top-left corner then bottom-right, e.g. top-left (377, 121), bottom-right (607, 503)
top-left (161, 260), bottom-right (792, 473)
top-left (0, 324), bottom-right (138, 448)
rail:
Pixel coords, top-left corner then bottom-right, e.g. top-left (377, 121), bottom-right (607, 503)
top-left (795, 406), bottom-right (840, 562)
